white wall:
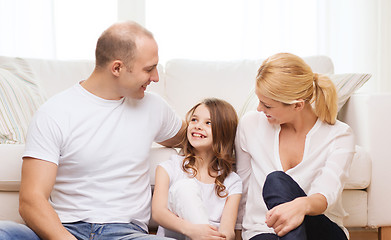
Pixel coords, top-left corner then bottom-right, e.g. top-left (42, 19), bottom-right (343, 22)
top-left (117, 0), bottom-right (145, 25)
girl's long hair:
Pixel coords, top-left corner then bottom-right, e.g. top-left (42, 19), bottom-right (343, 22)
top-left (181, 98), bottom-right (238, 198)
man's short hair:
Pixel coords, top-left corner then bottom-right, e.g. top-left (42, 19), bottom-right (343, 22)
top-left (95, 21), bottom-right (154, 70)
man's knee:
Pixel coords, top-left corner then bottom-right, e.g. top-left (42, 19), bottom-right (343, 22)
top-left (0, 221), bottom-right (20, 235)
top-left (0, 221), bottom-right (40, 240)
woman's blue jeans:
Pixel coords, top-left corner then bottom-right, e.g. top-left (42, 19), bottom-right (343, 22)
top-left (250, 171), bottom-right (348, 240)
top-left (0, 220), bottom-right (173, 240)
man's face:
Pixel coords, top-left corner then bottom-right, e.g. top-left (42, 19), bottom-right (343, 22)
top-left (119, 37), bottom-right (159, 99)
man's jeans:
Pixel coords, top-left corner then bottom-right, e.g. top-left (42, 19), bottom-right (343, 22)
top-left (0, 220), bottom-right (173, 240)
top-left (250, 171), bottom-right (348, 240)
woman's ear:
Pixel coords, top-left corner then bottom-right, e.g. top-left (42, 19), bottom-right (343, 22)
top-left (294, 99), bottom-right (305, 111)
top-left (111, 60), bottom-right (123, 77)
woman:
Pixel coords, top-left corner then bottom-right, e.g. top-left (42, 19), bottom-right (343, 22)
top-left (236, 53), bottom-right (355, 240)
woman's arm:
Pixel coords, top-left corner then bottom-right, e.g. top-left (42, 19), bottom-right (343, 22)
top-left (235, 133), bottom-right (252, 227)
top-left (152, 166), bottom-right (225, 240)
top-left (219, 194), bottom-right (242, 240)
top-left (19, 158), bottom-right (77, 240)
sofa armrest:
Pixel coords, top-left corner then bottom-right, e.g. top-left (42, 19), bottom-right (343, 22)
top-left (338, 93), bottom-right (391, 227)
top-left (0, 144), bottom-right (24, 191)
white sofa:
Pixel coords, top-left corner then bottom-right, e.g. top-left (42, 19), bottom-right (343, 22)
top-left (0, 55), bottom-right (390, 239)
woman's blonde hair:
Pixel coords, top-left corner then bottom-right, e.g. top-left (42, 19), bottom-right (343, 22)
top-left (181, 98), bottom-right (238, 198)
top-left (256, 53), bottom-right (338, 125)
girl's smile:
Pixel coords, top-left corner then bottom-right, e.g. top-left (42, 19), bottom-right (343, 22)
top-left (187, 104), bottom-right (213, 152)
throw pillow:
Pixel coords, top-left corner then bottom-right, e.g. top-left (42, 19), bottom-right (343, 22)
top-left (0, 68), bottom-right (46, 144)
top-left (238, 73), bottom-right (371, 117)
top-left (327, 73), bottom-right (371, 111)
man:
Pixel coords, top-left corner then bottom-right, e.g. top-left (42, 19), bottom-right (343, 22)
top-left (0, 21), bottom-right (185, 240)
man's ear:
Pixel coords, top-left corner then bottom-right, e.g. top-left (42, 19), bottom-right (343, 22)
top-left (294, 99), bottom-right (305, 111)
top-left (111, 60), bottom-right (123, 77)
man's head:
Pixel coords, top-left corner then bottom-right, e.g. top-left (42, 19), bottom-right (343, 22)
top-left (93, 21), bottom-right (159, 99)
top-left (95, 21), bottom-right (154, 70)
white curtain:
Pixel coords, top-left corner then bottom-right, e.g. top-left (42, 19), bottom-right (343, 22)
top-left (1, 0), bottom-right (389, 92)
top-left (146, 0), bottom-right (319, 62)
top-left (0, 0), bottom-right (117, 60)
top-left (141, 0), bottom-right (390, 93)
top-left (53, 0), bottom-right (117, 60)
top-left (0, 0), bottom-right (55, 59)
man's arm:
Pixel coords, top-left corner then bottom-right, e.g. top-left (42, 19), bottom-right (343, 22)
top-left (19, 157), bottom-right (76, 240)
top-left (158, 120), bottom-right (186, 148)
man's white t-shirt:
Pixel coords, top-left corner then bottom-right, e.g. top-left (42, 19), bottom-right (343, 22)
top-left (23, 83), bottom-right (182, 231)
top-left (235, 111), bottom-right (355, 240)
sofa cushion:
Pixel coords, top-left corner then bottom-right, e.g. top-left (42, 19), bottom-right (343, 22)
top-left (0, 67), bottom-right (46, 143)
top-left (342, 190), bottom-right (368, 227)
top-left (163, 56), bottom-right (334, 118)
top-left (148, 146), bottom-right (179, 186)
top-left (24, 58), bottom-right (94, 98)
top-left (164, 59), bottom-right (262, 118)
top-left (345, 145), bottom-right (371, 190)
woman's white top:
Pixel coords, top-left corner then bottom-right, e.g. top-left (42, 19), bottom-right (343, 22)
top-left (235, 111), bottom-right (355, 240)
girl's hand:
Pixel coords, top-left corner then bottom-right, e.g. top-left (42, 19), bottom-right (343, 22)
top-left (185, 224), bottom-right (226, 240)
top-left (265, 197), bottom-right (307, 237)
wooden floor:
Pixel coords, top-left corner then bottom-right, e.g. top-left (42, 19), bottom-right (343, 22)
top-left (349, 228), bottom-right (378, 240)
top-left (152, 228), bottom-right (378, 239)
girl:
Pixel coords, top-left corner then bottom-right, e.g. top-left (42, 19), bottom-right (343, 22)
top-left (152, 98), bottom-right (242, 240)
top-left (236, 53), bottom-right (355, 240)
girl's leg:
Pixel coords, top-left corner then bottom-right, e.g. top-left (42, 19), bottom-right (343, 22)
top-left (168, 178), bottom-right (209, 224)
top-left (262, 171), bottom-right (347, 240)
top-left (160, 178), bottom-right (209, 239)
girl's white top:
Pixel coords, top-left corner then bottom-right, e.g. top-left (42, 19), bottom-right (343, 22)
top-left (159, 154), bottom-right (242, 228)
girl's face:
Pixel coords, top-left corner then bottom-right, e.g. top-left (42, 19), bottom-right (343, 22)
top-left (187, 104), bottom-right (213, 152)
top-left (255, 88), bottom-right (294, 125)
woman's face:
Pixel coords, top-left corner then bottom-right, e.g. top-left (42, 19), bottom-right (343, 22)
top-left (255, 88), bottom-right (294, 125)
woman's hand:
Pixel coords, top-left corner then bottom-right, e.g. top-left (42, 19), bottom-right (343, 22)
top-left (265, 197), bottom-right (307, 237)
top-left (265, 194), bottom-right (327, 237)
top-left (185, 223), bottom-right (226, 240)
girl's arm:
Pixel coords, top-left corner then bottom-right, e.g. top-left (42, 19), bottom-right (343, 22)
top-left (152, 166), bottom-right (225, 240)
top-left (218, 194), bottom-right (242, 240)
